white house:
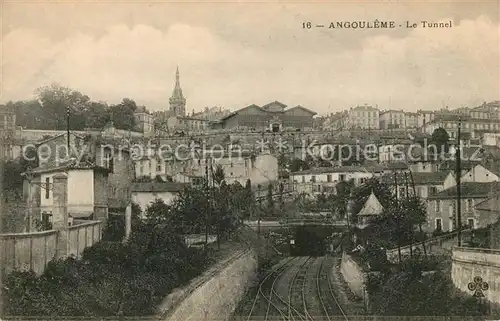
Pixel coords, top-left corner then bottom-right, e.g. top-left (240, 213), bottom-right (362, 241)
top-left (482, 133), bottom-right (500, 146)
top-left (460, 164), bottom-right (499, 183)
top-left (131, 182), bottom-right (188, 216)
top-left (25, 163), bottom-right (108, 225)
top-left (184, 151), bottom-right (278, 187)
top-left (290, 166), bottom-right (373, 196)
top-left (380, 171), bottom-right (455, 200)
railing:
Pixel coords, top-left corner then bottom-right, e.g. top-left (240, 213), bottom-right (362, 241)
top-left (387, 228), bottom-right (472, 253)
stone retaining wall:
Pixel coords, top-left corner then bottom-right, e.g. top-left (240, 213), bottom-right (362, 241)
top-left (158, 247), bottom-right (258, 321)
top-left (340, 252), bottom-right (368, 300)
top-left (452, 246), bottom-right (500, 305)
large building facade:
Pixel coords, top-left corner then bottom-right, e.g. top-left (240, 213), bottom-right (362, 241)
top-left (211, 101), bottom-right (316, 132)
top-left (346, 105), bottom-right (380, 129)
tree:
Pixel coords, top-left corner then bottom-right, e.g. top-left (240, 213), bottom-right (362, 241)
top-left (110, 99), bottom-right (137, 131)
top-left (212, 164), bottom-right (225, 186)
top-left (277, 152), bottom-right (289, 169)
top-left (36, 83), bottom-right (90, 130)
top-left (349, 178), bottom-right (394, 225)
top-left (431, 127), bottom-right (450, 154)
top-left (290, 158), bottom-right (309, 172)
top-left (85, 102), bottom-right (110, 129)
top-left (266, 184), bottom-right (274, 215)
top-left (330, 179), bottom-right (354, 220)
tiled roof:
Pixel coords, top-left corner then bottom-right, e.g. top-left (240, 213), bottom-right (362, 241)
top-left (131, 182), bottom-right (189, 193)
top-left (26, 162), bottom-right (109, 175)
top-left (482, 145), bottom-right (500, 159)
top-left (428, 182), bottom-right (500, 199)
top-left (474, 194), bottom-right (500, 212)
top-left (357, 192), bottom-right (384, 216)
top-left (384, 162), bottom-right (409, 170)
top-left (292, 166), bottom-right (369, 176)
top-left (380, 171), bottom-right (449, 186)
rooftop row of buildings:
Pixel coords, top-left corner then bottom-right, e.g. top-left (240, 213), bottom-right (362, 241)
top-left (323, 101), bottom-right (500, 132)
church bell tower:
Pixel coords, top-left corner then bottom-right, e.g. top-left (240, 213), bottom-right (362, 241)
top-left (169, 66), bottom-right (186, 116)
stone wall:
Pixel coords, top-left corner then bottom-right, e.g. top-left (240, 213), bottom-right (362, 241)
top-left (452, 246), bottom-right (500, 305)
top-left (340, 252), bottom-right (367, 299)
top-left (158, 247), bottom-right (258, 321)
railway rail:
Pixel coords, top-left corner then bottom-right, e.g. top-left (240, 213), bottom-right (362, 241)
top-left (246, 255), bottom-right (349, 321)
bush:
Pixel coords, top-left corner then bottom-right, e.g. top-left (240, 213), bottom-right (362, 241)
top-left (369, 266), bottom-right (490, 317)
top-left (361, 242), bottom-right (389, 271)
top-left (3, 219), bottom-right (217, 316)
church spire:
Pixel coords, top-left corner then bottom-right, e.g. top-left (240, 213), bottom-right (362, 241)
top-left (169, 66), bottom-right (186, 116)
top-left (172, 66), bottom-right (184, 99)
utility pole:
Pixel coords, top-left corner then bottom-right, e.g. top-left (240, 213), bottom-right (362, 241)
top-left (257, 185), bottom-right (262, 238)
top-left (404, 172), bottom-right (413, 258)
top-left (394, 172), bottom-right (402, 266)
top-left (204, 157), bottom-right (210, 249)
top-left (209, 161), bottom-right (220, 249)
top-left (456, 118), bottom-right (462, 246)
top-left (66, 105), bottom-right (71, 152)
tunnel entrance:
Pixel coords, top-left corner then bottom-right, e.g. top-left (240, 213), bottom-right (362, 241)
top-left (290, 226), bottom-right (328, 256)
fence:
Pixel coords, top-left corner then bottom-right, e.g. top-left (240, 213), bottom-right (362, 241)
top-left (68, 221), bottom-right (103, 259)
top-left (0, 229), bottom-right (58, 276)
top-left (386, 229), bottom-right (472, 262)
top-left (0, 220), bottom-right (103, 277)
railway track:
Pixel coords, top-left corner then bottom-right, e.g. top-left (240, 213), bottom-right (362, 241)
top-left (246, 256), bottom-right (298, 321)
top-left (316, 255), bottom-right (349, 321)
top-left (246, 255), bottom-right (349, 321)
top-left (288, 257), bottom-right (312, 320)
top-left (302, 257), bottom-right (324, 320)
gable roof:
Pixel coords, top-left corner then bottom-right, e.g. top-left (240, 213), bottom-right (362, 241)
top-left (218, 104), bottom-right (264, 121)
top-left (35, 132), bottom-right (85, 146)
top-left (24, 162), bottom-right (109, 175)
top-left (292, 166), bottom-right (370, 176)
top-left (380, 171), bottom-right (449, 186)
top-left (285, 105), bottom-right (317, 116)
top-left (357, 192), bottom-right (384, 216)
top-left (262, 101), bottom-right (287, 110)
top-left (461, 163), bottom-right (499, 178)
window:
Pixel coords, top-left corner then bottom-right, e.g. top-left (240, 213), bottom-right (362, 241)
top-left (466, 199), bottom-right (473, 212)
top-left (311, 176), bottom-right (316, 183)
top-left (327, 174), bottom-right (332, 182)
top-left (45, 178), bottom-right (50, 199)
top-left (156, 163), bottom-right (162, 173)
top-left (468, 218), bottom-right (475, 228)
top-left (429, 186), bottom-right (438, 195)
top-left (435, 200), bottom-right (441, 212)
top-left (302, 176), bottom-right (305, 183)
top-left (339, 174), bottom-right (346, 181)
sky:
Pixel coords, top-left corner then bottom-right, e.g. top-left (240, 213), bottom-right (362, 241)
top-left (1, 1), bottom-right (499, 115)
